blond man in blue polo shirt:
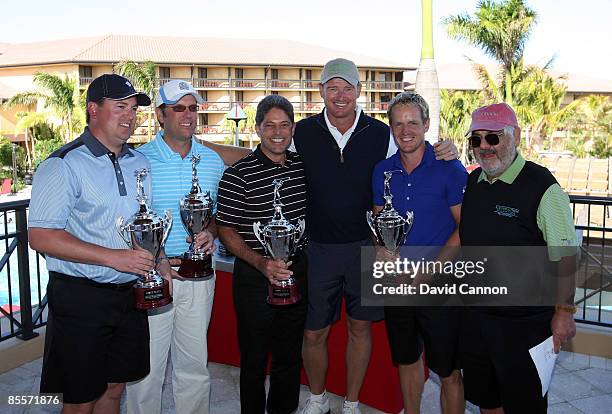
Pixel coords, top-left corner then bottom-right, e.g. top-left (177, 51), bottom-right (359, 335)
top-left (126, 80), bottom-right (224, 414)
top-left (371, 92), bottom-right (467, 414)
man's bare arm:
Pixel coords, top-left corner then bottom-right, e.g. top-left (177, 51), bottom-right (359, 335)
top-left (199, 140), bottom-right (251, 166)
top-left (551, 254), bottom-right (577, 352)
top-left (29, 228), bottom-right (154, 276)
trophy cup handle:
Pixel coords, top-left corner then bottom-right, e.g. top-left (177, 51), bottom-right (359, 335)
top-left (366, 211), bottom-right (380, 244)
top-left (162, 210), bottom-right (173, 246)
top-left (116, 217), bottom-right (131, 247)
top-left (253, 221), bottom-right (265, 247)
top-left (405, 210), bottom-right (414, 228)
top-left (297, 219), bottom-right (306, 241)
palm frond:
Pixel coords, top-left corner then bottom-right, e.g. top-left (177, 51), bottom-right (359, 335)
top-left (3, 92), bottom-right (41, 109)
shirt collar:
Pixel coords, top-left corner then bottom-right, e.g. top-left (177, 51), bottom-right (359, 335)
top-left (253, 145), bottom-right (293, 168)
top-left (153, 130), bottom-right (196, 161)
top-left (323, 104), bottom-right (363, 135)
top-left (390, 141), bottom-right (435, 172)
top-left (477, 152), bottom-right (525, 184)
top-left (82, 127), bottom-right (133, 158)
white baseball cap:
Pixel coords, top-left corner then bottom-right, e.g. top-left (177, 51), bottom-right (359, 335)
top-left (156, 80), bottom-right (203, 107)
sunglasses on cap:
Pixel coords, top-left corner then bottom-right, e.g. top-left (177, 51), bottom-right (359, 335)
top-left (169, 104), bottom-right (199, 113)
top-left (469, 131), bottom-right (504, 148)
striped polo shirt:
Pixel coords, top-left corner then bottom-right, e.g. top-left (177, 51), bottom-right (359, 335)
top-left (216, 146), bottom-right (307, 253)
top-left (28, 128), bottom-right (151, 284)
top-left (138, 132), bottom-right (225, 257)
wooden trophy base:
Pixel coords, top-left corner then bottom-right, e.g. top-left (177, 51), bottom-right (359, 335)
top-left (178, 254), bottom-right (214, 279)
top-left (134, 278), bottom-right (172, 310)
top-left (267, 282), bottom-right (301, 306)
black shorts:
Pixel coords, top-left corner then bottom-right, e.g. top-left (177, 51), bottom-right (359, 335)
top-left (384, 306), bottom-right (461, 377)
top-left (41, 272), bottom-right (150, 404)
top-left (305, 240), bottom-right (383, 330)
top-left (460, 308), bottom-right (553, 413)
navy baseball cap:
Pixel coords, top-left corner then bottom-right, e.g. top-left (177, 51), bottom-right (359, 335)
top-left (86, 74), bottom-right (151, 106)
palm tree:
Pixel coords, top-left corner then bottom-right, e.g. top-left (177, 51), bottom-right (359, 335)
top-left (513, 66), bottom-right (580, 149)
top-left (568, 95), bottom-right (612, 157)
top-left (3, 72), bottom-right (83, 143)
top-left (443, 0), bottom-right (537, 105)
top-left (14, 112), bottom-right (47, 166)
top-left (114, 60), bottom-right (157, 140)
top-left (415, 0), bottom-right (440, 143)
top-left (440, 89), bottom-right (484, 163)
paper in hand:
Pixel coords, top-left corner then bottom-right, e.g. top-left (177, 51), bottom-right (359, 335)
top-left (529, 336), bottom-right (559, 397)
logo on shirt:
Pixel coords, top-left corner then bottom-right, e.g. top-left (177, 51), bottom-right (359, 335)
top-left (494, 205), bottom-right (519, 218)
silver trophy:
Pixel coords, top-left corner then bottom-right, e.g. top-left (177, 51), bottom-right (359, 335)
top-left (253, 179), bottom-right (306, 305)
top-left (367, 170), bottom-right (414, 268)
top-left (178, 154), bottom-right (215, 279)
top-left (117, 169), bottom-right (173, 310)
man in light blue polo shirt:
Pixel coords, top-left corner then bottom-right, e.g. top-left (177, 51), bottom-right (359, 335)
top-left (371, 92), bottom-right (467, 414)
top-left (28, 74), bottom-right (154, 414)
top-left (126, 80), bottom-right (224, 414)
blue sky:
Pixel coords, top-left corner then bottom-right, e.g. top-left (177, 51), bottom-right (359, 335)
top-left (2, 0), bottom-right (610, 80)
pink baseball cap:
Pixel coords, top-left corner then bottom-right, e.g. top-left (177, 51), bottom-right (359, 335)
top-left (467, 103), bottom-right (519, 135)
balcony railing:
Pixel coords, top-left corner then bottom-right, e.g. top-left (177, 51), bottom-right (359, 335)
top-left (79, 77), bottom-right (93, 87)
top-left (150, 78), bottom-right (403, 91)
top-left (0, 199), bottom-right (47, 343)
top-left (201, 102), bottom-right (232, 111)
top-left (365, 102), bottom-right (390, 111)
top-left (570, 195), bottom-right (612, 327)
top-left (1, 194), bottom-right (611, 345)
top-left (192, 78), bottom-right (231, 88)
top-left (362, 81), bottom-right (404, 90)
top-left (79, 76), bottom-right (404, 92)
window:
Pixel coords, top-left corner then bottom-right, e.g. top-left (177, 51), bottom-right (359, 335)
top-left (380, 93), bottom-right (392, 103)
top-left (235, 68), bottom-right (243, 79)
top-left (305, 91), bottom-right (312, 103)
top-left (395, 72), bottom-right (403, 82)
top-left (380, 72), bottom-right (392, 81)
top-left (198, 67), bottom-right (207, 79)
top-left (271, 69), bottom-right (279, 79)
top-left (271, 91), bottom-right (279, 95)
top-left (305, 69), bottom-right (312, 80)
top-left (79, 66), bottom-right (92, 78)
top-left (198, 90), bottom-right (207, 102)
top-left (159, 66), bottom-right (171, 79)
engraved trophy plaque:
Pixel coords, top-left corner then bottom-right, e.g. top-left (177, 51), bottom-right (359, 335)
top-left (117, 169), bottom-right (173, 309)
top-left (367, 170), bottom-right (414, 278)
top-left (253, 179), bottom-right (306, 305)
top-left (179, 154), bottom-right (215, 279)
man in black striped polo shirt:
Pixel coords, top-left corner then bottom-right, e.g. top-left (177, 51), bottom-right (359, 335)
top-left (216, 95), bottom-right (308, 414)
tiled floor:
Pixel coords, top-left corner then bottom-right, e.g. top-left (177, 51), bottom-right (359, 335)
top-left (0, 351), bottom-right (610, 413)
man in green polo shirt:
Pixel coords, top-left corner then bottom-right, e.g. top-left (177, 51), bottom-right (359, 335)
top-left (459, 103), bottom-right (578, 414)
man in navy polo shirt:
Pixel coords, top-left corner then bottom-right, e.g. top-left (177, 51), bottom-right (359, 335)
top-left (295, 59), bottom-right (458, 414)
top-left (29, 74), bottom-right (154, 414)
top-left (371, 92), bottom-right (467, 414)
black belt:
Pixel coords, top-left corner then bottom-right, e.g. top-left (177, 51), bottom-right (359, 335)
top-left (49, 271), bottom-right (136, 290)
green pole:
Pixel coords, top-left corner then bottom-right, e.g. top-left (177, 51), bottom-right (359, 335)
top-left (421, 0), bottom-right (434, 60)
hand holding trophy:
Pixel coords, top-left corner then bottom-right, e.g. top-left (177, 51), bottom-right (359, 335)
top-left (253, 179), bottom-right (306, 305)
top-left (179, 154), bottom-right (215, 279)
top-left (117, 169), bottom-right (173, 309)
top-left (367, 170), bottom-right (414, 280)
